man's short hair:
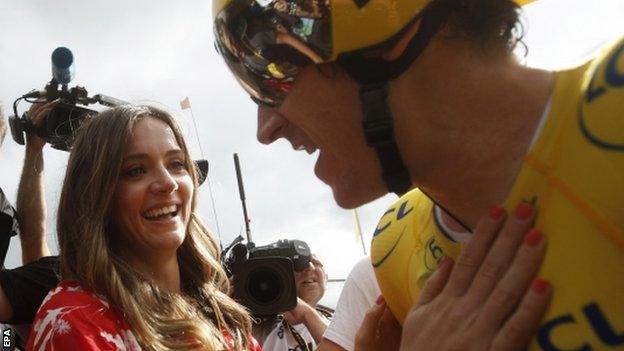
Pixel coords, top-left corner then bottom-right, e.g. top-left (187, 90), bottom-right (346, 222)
top-left (429, 0), bottom-right (523, 52)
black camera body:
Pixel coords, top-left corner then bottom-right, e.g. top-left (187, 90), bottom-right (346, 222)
top-left (9, 47), bottom-right (126, 151)
top-left (9, 96), bottom-right (95, 151)
top-left (224, 239), bottom-right (312, 316)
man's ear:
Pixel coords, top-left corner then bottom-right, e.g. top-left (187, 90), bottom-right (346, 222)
top-left (382, 20), bottom-right (423, 61)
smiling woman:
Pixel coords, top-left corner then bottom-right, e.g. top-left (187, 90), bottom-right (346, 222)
top-left (25, 106), bottom-right (260, 350)
top-left (109, 117), bottom-right (195, 285)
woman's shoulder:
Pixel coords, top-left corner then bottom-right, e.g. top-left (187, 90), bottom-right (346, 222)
top-left (38, 281), bottom-right (107, 307)
top-left (34, 281), bottom-right (122, 324)
top-left (27, 281), bottom-right (141, 351)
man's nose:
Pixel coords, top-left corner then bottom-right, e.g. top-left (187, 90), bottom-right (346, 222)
top-left (257, 105), bottom-right (288, 145)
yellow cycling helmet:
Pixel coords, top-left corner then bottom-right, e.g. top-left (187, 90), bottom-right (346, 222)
top-left (213, 0), bottom-right (535, 194)
top-left (213, 0), bottom-right (535, 103)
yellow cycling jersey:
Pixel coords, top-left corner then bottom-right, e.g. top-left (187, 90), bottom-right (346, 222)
top-left (372, 35), bottom-right (624, 350)
top-left (507, 35), bottom-right (624, 351)
top-left (371, 188), bottom-right (462, 323)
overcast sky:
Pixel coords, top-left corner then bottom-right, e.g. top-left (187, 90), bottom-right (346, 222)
top-left (1, 0), bottom-right (623, 305)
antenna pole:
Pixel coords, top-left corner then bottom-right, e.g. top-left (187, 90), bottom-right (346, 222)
top-left (234, 153), bottom-right (252, 242)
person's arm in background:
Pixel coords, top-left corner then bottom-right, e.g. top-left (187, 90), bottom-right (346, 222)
top-left (0, 282), bottom-right (12, 321)
top-left (317, 339), bottom-right (347, 351)
top-left (285, 297), bottom-right (330, 344)
top-left (16, 101), bottom-right (54, 264)
top-left (317, 257), bottom-right (382, 351)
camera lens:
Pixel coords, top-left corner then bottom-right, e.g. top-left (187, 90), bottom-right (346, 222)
top-left (232, 257), bottom-right (297, 315)
top-left (247, 267), bottom-right (283, 305)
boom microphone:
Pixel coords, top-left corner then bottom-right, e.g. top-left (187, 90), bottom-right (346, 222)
top-left (51, 47), bottom-right (74, 85)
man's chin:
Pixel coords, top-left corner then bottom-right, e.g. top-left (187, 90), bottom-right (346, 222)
top-left (332, 185), bottom-right (383, 209)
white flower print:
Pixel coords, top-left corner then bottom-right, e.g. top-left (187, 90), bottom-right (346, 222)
top-left (32, 306), bottom-right (81, 351)
top-left (100, 330), bottom-right (142, 351)
top-left (53, 318), bottom-right (71, 335)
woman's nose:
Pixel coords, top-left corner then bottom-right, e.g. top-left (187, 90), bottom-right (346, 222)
top-left (150, 167), bottom-right (178, 194)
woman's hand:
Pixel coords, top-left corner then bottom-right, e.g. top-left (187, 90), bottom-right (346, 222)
top-left (354, 296), bottom-right (402, 351)
top-left (400, 203), bottom-right (550, 351)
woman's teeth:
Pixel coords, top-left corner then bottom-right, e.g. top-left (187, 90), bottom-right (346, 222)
top-left (144, 205), bottom-right (178, 219)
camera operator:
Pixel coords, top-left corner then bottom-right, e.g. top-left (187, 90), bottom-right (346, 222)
top-left (254, 254), bottom-right (332, 351)
top-left (0, 103), bottom-right (59, 342)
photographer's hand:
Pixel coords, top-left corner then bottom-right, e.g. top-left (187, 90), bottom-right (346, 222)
top-left (284, 297), bottom-right (329, 344)
top-left (15, 100), bottom-right (54, 263)
top-left (25, 100), bottom-right (55, 151)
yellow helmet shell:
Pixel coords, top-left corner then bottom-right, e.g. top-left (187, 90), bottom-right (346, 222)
top-left (214, 0), bottom-right (536, 61)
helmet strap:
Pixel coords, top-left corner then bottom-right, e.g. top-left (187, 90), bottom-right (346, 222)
top-left (337, 3), bottom-right (448, 196)
top-left (359, 83), bottom-right (411, 195)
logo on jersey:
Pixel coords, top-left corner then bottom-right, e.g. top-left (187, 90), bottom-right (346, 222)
top-left (578, 39), bottom-right (624, 151)
top-left (537, 301), bottom-right (624, 350)
top-left (423, 237), bottom-right (444, 272)
top-left (371, 199), bottom-right (414, 267)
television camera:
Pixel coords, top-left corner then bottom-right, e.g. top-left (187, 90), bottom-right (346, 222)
top-left (7, 47), bottom-right (209, 182)
top-left (222, 237), bottom-right (312, 316)
top-left (222, 154), bottom-right (312, 316)
top-left (8, 47), bottom-right (127, 151)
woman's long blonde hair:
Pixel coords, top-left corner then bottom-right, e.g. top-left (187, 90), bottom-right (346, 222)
top-left (57, 105), bottom-right (252, 350)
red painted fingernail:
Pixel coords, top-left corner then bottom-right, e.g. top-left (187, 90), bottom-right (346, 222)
top-left (532, 278), bottom-right (549, 294)
top-left (524, 229), bottom-right (543, 246)
top-left (489, 205), bottom-right (505, 220)
top-left (376, 295), bottom-right (385, 305)
top-left (515, 202), bottom-right (533, 220)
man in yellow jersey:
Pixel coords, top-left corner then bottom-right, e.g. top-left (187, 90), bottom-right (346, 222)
top-left (212, 0), bottom-right (624, 349)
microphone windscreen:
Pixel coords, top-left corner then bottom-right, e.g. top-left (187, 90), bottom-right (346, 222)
top-left (51, 47), bottom-right (74, 84)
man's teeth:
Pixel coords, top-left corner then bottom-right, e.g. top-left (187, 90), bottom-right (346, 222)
top-left (144, 205), bottom-right (177, 219)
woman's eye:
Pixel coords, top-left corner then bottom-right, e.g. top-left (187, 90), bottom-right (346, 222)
top-left (124, 167), bottom-right (145, 177)
top-left (170, 160), bottom-right (187, 172)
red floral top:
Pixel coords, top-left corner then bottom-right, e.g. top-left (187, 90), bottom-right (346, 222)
top-left (27, 281), bottom-right (262, 351)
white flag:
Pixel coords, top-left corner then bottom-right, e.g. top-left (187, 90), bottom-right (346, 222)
top-left (352, 208), bottom-right (363, 243)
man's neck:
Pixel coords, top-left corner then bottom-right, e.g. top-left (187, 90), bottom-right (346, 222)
top-left (390, 35), bottom-right (553, 228)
